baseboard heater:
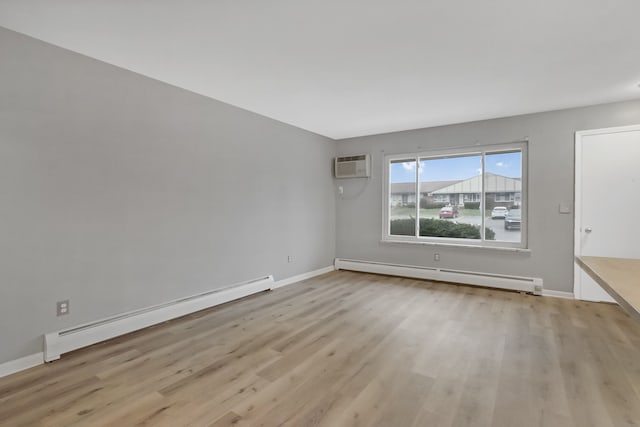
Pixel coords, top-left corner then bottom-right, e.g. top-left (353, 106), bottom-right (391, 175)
top-left (44, 275), bottom-right (275, 362)
top-left (335, 259), bottom-right (543, 295)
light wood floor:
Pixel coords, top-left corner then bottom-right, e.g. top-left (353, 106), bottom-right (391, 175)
top-left (2, 271), bottom-right (640, 427)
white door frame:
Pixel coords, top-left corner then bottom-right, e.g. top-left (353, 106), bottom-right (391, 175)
top-left (574, 124), bottom-right (640, 299)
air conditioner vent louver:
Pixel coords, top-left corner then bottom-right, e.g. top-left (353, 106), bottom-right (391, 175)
top-left (339, 155), bottom-right (367, 161)
top-left (335, 154), bottom-right (370, 178)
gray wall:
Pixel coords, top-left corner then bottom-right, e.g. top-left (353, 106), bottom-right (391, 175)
top-left (3, 24), bottom-right (640, 366)
top-left (335, 99), bottom-right (640, 293)
top-left (0, 28), bottom-right (336, 364)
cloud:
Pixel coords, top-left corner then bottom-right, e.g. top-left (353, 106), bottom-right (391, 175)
top-left (477, 167), bottom-right (483, 175)
top-left (402, 162), bottom-right (424, 174)
top-left (496, 162), bottom-right (504, 167)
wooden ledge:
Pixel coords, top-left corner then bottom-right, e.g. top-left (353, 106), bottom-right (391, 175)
top-left (576, 256), bottom-right (640, 321)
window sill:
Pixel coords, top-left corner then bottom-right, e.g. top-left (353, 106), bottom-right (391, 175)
top-left (380, 239), bottom-right (531, 253)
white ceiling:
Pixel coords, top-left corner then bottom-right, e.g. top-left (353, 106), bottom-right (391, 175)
top-left (1, 0), bottom-right (639, 139)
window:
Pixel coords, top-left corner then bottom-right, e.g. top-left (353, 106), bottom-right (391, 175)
top-left (495, 193), bottom-right (514, 202)
top-left (385, 142), bottom-right (526, 248)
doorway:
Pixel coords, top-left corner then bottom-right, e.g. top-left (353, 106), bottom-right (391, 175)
top-left (574, 125), bottom-right (640, 301)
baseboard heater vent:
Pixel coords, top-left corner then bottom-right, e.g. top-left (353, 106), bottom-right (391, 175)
top-left (44, 275), bottom-right (275, 362)
top-left (335, 259), bottom-right (542, 295)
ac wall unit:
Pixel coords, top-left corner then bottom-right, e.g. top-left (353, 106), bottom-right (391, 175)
top-left (335, 154), bottom-right (370, 178)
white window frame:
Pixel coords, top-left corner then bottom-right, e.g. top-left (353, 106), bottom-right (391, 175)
top-left (383, 142), bottom-right (528, 250)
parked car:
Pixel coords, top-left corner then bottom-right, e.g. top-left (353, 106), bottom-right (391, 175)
top-left (504, 209), bottom-right (521, 230)
top-left (490, 206), bottom-right (508, 219)
top-left (439, 205), bottom-right (458, 219)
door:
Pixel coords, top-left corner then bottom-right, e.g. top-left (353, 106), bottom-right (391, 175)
top-left (575, 125), bottom-right (640, 301)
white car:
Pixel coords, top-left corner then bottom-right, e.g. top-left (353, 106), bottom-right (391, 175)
top-left (490, 206), bottom-right (508, 219)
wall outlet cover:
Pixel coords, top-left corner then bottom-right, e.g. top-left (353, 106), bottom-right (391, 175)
top-left (56, 300), bottom-right (69, 316)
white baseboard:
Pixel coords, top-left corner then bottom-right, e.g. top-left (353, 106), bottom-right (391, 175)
top-left (0, 353), bottom-right (44, 379)
top-left (542, 290), bottom-right (575, 299)
top-left (272, 265), bottom-right (335, 289)
top-left (42, 266), bottom-right (337, 363)
top-left (44, 275), bottom-right (275, 362)
top-left (335, 258), bottom-right (543, 294)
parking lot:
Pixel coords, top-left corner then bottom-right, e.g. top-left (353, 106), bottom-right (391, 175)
top-left (443, 215), bottom-right (520, 242)
top-left (485, 217), bottom-right (520, 242)
top-left (390, 208), bottom-right (521, 242)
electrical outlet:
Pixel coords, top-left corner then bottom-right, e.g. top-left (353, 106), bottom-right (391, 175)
top-left (56, 300), bottom-right (70, 316)
top-left (434, 253), bottom-right (440, 261)
top-left (287, 255), bottom-right (293, 263)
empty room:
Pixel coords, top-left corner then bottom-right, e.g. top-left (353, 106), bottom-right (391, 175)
top-left (1, 1), bottom-right (640, 426)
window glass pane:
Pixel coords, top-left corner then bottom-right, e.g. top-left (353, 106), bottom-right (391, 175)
top-left (485, 151), bottom-right (522, 243)
top-left (385, 143), bottom-right (526, 248)
top-left (419, 154), bottom-right (484, 240)
top-left (389, 159), bottom-right (416, 236)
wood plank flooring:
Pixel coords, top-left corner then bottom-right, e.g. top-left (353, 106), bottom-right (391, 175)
top-left (1, 270), bottom-right (640, 426)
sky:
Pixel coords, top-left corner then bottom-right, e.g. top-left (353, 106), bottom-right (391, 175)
top-left (390, 151), bottom-right (522, 183)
